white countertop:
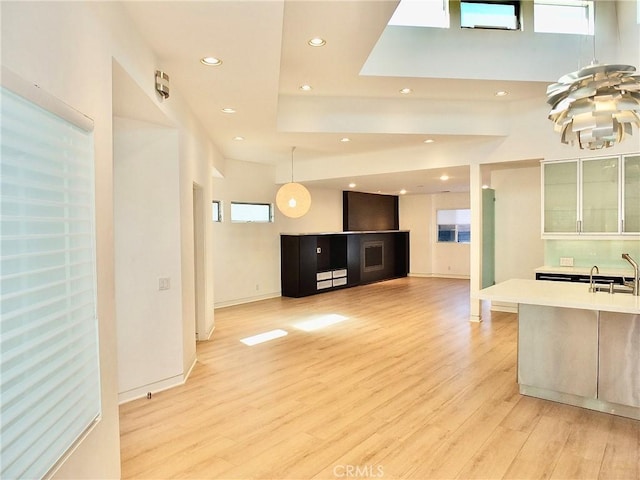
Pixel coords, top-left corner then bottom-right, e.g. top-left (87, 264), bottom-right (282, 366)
top-left (479, 279), bottom-right (640, 315)
top-left (535, 266), bottom-right (633, 278)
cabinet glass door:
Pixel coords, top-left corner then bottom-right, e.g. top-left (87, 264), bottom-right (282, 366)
top-left (581, 157), bottom-right (619, 233)
top-left (544, 161), bottom-right (578, 233)
top-left (623, 155), bottom-right (640, 233)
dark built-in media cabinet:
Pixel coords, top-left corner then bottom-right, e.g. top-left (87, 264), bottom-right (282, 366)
top-left (280, 231), bottom-right (409, 298)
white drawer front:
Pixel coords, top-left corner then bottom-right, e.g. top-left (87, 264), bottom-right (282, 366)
top-left (333, 277), bottom-right (347, 287)
top-left (332, 269), bottom-right (347, 278)
top-left (316, 271), bottom-right (332, 281)
top-left (317, 279), bottom-right (333, 290)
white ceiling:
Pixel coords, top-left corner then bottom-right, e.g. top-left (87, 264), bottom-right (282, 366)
top-left (119, 0), bottom-right (631, 195)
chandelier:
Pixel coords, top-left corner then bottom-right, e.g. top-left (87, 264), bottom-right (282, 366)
top-left (276, 147), bottom-right (311, 218)
top-left (546, 62), bottom-right (640, 149)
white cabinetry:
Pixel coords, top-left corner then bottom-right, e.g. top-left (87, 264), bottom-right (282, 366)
top-left (542, 154), bottom-right (640, 238)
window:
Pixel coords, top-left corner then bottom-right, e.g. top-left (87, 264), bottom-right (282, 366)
top-left (534, 0), bottom-right (593, 35)
top-left (212, 200), bottom-right (222, 222)
top-left (388, 0), bottom-right (450, 29)
top-left (230, 202), bottom-right (273, 223)
top-left (460, 1), bottom-right (521, 30)
top-left (437, 209), bottom-right (471, 243)
top-left (1, 73), bottom-right (100, 479)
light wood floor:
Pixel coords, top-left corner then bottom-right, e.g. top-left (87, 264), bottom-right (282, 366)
top-left (120, 277), bottom-right (640, 479)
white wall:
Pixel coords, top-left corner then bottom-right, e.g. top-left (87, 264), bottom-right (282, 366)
top-left (278, 186), bottom-right (343, 234)
top-left (400, 191), bottom-right (471, 277)
top-left (1, 2), bottom-right (219, 477)
top-left (491, 165), bottom-right (544, 282)
top-left (399, 194), bottom-right (433, 274)
top-left (114, 117), bottom-right (184, 403)
top-left (212, 159), bottom-right (281, 307)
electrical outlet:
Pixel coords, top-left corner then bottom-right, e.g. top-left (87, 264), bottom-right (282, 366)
top-left (559, 257), bottom-right (574, 267)
top-left (158, 277), bottom-right (170, 290)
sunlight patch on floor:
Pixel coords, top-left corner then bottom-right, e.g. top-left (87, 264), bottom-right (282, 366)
top-left (293, 313), bottom-right (349, 332)
top-left (240, 329), bottom-right (288, 346)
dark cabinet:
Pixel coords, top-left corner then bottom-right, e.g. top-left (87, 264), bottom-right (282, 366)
top-left (535, 272), bottom-right (625, 285)
top-left (281, 231), bottom-right (409, 298)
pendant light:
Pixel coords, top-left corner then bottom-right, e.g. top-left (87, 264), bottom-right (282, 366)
top-left (546, 5), bottom-right (640, 150)
top-left (276, 147), bottom-right (311, 218)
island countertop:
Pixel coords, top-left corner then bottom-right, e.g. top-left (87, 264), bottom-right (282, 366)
top-left (478, 279), bottom-right (640, 315)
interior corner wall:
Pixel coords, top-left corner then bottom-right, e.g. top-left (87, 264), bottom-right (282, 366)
top-left (113, 117), bottom-right (183, 403)
top-left (491, 165), bottom-right (544, 281)
top-left (212, 159), bottom-right (281, 307)
top-left (400, 192), bottom-right (471, 277)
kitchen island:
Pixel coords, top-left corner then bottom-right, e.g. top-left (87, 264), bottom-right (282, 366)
top-left (479, 279), bottom-right (640, 420)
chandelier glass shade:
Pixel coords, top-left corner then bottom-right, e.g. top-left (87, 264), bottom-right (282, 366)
top-left (546, 63), bottom-right (640, 150)
top-left (276, 147), bottom-right (311, 218)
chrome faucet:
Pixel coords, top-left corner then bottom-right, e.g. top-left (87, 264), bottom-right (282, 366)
top-left (621, 253), bottom-right (639, 296)
top-left (589, 265), bottom-right (599, 293)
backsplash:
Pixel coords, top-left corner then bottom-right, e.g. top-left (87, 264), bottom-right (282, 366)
top-left (545, 239), bottom-right (640, 269)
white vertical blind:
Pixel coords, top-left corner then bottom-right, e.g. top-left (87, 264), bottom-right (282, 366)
top-left (1, 83), bottom-right (100, 479)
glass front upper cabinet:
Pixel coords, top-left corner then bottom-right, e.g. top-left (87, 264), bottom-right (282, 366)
top-left (623, 154), bottom-right (640, 234)
top-left (542, 154), bottom-right (639, 237)
top-left (581, 156), bottom-right (619, 233)
top-left (543, 160), bottom-right (578, 233)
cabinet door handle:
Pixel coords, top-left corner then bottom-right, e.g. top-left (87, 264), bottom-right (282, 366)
top-left (576, 220), bottom-right (582, 233)
top-left (621, 219), bottom-right (624, 232)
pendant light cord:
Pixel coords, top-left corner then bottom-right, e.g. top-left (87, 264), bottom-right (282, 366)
top-left (591, 1), bottom-right (597, 65)
top-left (291, 146), bottom-right (296, 183)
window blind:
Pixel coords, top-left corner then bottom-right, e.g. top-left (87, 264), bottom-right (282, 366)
top-left (1, 78), bottom-right (100, 479)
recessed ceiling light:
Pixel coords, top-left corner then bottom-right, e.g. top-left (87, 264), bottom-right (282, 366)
top-left (221, 107), bottom-right (236, 114)
top-left (399, 88), bottom-right (413, 95)
top-left (299, 84), bottom-right (313, 91)
top-left (423, 139), bottom-right (434, 144)
top-left (440, 174), bottom-right (449, 181)
top-left (200, 56), bottom-right (222, 66)
top-left (340, 137), bottom-right (351, 142)
top-left (348, 182), bottom-right (356, 188)
top-left (495, 90), bottom-right (508, 97)
top-left (308, 37), bottom-right (326, 47)
top-left (399, 189), bottom-right (407, 195)
top-left (233, 136), bottom-right (244, 141)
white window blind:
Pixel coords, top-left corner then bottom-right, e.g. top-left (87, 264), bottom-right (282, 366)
top-left (1, 76), bottom-right (100, 479)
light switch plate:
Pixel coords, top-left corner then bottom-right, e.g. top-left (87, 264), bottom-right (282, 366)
top-left (158, 277), bottom-right (171, 290)
top-left (316, 247), bottom-right (321, 254)
top-left (559, 257), bottom-right (574, 267)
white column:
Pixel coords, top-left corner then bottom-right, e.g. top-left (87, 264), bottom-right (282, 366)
top-left (470, 163), bottom-right (483, 322)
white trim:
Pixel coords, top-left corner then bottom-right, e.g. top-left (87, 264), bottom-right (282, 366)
top-left (117, 356), bottom-right (199, 405)
top-left (1, 66), bottom-right (93, 132)
top-left (215, 291), bottom-right (281, 309)
top-left (409, 272), bottom-right (471, 280)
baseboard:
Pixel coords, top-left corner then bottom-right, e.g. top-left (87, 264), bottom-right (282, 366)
top-left (198, 322), bottom-right (215, 341)
top-left (183, 355), bottom-right (197, 383)
top-left (215, 291), bottom-right (280, 309)
top-left (118, 374), bottom-right (184, 404)
top-left (118, 356), bottom-right (198, 405)
top-left (409, 272), bottom-right (470, 280)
